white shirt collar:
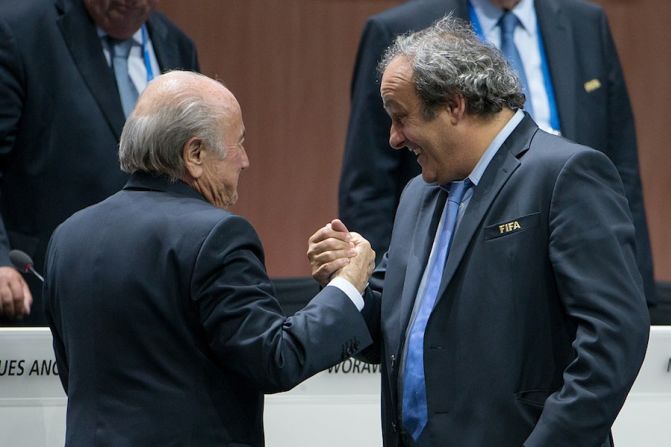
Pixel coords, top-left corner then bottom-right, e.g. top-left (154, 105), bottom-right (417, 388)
top-left (470, 0), bottom-right (537, 37)
top-left (466, 109), bottom-right (525, 187)
top-left (96, 26), bottom-right (144, 46)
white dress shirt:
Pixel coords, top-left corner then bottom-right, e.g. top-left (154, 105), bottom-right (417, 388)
top-left (97, 25), bottom-right (160, 95)
top-left (471, 0), bottom-right (557, 134)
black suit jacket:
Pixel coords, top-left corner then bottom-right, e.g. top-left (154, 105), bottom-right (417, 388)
top-left (338, 0), bottom-right (656, 304)
top-left (44, 173), bottom-right (372, 447)
top-left (0, 0), bottom-right (199, 325)
top-left (359, 115), bottom-right (649, 447)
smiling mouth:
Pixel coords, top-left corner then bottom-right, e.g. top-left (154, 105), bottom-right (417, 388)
top-left (407, 146), bottom-right (422, 156)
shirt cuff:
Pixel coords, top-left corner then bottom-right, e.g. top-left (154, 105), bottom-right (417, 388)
top-left (327, 276), bottom-right (365, 311)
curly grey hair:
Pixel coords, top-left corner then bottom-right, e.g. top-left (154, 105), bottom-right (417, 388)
top-left (119, 72), bottom-right (227, 180)
top-left (378, 15), bottom-right (525, 119)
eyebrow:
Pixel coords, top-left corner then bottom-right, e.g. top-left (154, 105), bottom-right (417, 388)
top-left (382, 99), bottom-right (402, 114)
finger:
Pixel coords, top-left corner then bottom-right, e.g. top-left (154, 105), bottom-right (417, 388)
top-left (314, 258), bottom-right (351, 283)
top-left (308, 225), bottom-right (331, 244)
top-left (309, 223), bottom-right (351, 245)
top-left (8, 276), bottom-right (25, 315)
top-left (21, 281), bottom-right (32, 315)
top-left (348, 232), bottom-right (372, 247)
top-left (0, 285), bottom-right (16, 318)
top-left (311, 247), bottom-right (357, 266)
top-left (308, 238), bottom-right (355, 262)
top-left (309, 234), bottom-right (355, 254)
top-left (330, 219), bottom-right (350, 233)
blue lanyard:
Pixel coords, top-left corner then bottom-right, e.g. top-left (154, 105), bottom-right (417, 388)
top-left (536, 32), bottom-right (560, 132)
top-left (468, 1), bottom-right (484, 37)
top-left (141, 25), bottom-right (155, 83)
top-left (467, 1), bottom-right (560, 132)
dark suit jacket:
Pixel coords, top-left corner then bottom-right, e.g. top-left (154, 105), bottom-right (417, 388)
top-left (338, 0), bottom-right (656, 304)
top-left (358, 115), bottom-right (650, 447)
top-left (44, 173), bottom-right (372, 447)
top-left (0, 0), bottom-right (199, 325)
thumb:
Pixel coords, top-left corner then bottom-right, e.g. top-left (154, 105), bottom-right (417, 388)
top-left (330, 219), bottom-right (349, 233)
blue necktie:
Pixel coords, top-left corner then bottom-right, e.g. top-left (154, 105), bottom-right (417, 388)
top-left (402, 180), bottom-right (471, 441)
top-left (499, 11), bottom-right (534, 117)
top-left (108, 37), bottom-right (138, 118)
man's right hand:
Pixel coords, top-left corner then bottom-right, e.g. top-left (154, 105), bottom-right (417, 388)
top-left (0, 267), bottom-right (32, 319)
top-left (308, 219), bottom-right (375, 292)
top-left (335, 231), bottom-right (375, 294)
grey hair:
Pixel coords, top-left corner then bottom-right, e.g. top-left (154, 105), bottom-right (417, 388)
top-left (378, 15), bottom-right (525, 119)
top-left (119, 74), bottom-right (227, 179)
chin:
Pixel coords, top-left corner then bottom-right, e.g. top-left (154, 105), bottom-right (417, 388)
top-left (420, 171), bottom-right (438, 185)
top-left (219, 193), bottom-right (238, 209)
top-left (105, 27), bottom-right (138, 40)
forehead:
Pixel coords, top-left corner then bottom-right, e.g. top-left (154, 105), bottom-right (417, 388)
top-left (380, 56), bottom-right (417, 110)
top-left (214, 94), bottom-right (245, 140)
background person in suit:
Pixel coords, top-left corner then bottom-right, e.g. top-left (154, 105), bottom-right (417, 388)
top-left (0, 0), bottom-right (198, 324)
top-left (44, 70), bottom-right (375, 446)
top-left (338, 0), bottom-right (656, 306)
top-left (311, 17), bottom-right (649, 447)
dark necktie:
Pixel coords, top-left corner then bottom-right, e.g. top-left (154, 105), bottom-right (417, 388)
top-left (107, 37), bottom-right (138, 118)
top-left (499, 11), bottom-right (534, 117)
top-left (401, 179), bottom-right (472, 441)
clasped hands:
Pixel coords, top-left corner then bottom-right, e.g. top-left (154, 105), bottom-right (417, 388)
top-left (307, 219), bottom-right (375, 294)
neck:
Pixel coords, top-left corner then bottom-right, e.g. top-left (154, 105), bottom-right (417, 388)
top-left (491, 0), bottom-right (523, 11)
top-left (460, 108), bottom-right (515, 175)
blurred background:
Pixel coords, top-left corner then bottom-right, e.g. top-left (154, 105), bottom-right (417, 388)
top-left (158, 0), bottom-right (670, 281)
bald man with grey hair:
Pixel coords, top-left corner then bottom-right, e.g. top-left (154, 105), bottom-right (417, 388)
top-left (44, 71), bottom-right (375, 446)
top-left (119, 72), bottom-right (229, 181)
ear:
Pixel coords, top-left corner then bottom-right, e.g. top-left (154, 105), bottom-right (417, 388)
top-left (182, 137), bottom-right (206, 179)
top-left (446, 94), bottom-right (466, 124)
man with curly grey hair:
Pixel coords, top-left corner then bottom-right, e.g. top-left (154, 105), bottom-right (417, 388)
top-left (338, 0), bottom-right (656, 311)
top-left (309, 17), bottom-right (649, 447)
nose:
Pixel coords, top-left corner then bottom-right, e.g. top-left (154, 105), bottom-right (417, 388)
top-left (389, 122), bottom-right (405, 150)
top-left (241, 145), bottom-right (250, 169)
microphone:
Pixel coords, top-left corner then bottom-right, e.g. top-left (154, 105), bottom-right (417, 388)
top-left (9, 250), bottom-right (44, 283)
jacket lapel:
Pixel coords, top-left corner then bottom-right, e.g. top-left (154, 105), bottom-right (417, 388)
top-left (398, 185), bottom-right (446, 334)
top-left (56, 0), bottom-right (125, 139)
top-left (435, 116), bottom-right (538, 303)
top-left (147, 15), bottom-right (173, 72)
top-left (536, 0), bottom-right (577, 139)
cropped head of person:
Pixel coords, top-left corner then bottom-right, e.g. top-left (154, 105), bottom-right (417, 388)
top-left (377, 16), bottom-right (524, 184)
top-left (84, 0), bottom-right (159, 39)
top-left (119, 71), bottom-right (249, 208)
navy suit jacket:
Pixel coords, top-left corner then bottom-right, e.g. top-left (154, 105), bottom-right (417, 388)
top-left (338, 0), bottom-right (656, 304)
top-left (0, 0), bottom-right (199, 325)
top-left (44, 173), bottom-right (372, 447)
top-left (358, 115), bottom-right (649, 447)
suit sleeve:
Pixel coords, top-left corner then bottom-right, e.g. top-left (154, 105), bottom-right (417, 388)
top-left (598, 11), bottom-right (656, 304)
top-left (355, 256), bottom-right (385, 364)
top-left (338, 18), bottom-right (419, 260)
top-left (191, 215), bottom-right (372, 393)
top-left (43, 235), bottom-right (69, 393)
top-left (524, 150), bottom-right (649, 447)
top-left (0, 18), bottom-right (24, 266)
